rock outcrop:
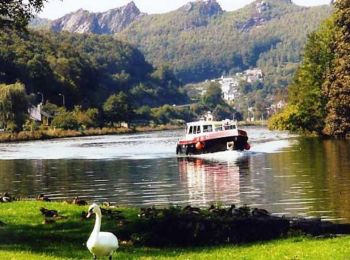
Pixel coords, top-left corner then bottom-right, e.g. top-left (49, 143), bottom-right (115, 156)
top-left (51, 1), bottom-right (144, 34)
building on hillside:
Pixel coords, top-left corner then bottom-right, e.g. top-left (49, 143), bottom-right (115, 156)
top-left (209, 68), bottom-right (264, 102)
top-left (217, 76), bottom-right (240, 101)
top-left (244, 68), bottom-right (264, 83)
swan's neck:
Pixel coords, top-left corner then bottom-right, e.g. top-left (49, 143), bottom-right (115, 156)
top-left (91, 210), bottom-right (102, 238)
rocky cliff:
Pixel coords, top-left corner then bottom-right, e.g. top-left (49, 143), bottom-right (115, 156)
top-left (51, 1), bottom-right (143, 34)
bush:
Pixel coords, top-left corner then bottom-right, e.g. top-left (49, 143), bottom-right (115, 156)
top-left (51, 111), bottom-right (79, 130)
top-left (268, 105), bottom-right (300, 131)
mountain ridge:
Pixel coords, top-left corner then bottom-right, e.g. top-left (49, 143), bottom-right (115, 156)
top-left (50, 1), bottom-right (144, 34)
top-left (30, 0), bottom-right (332, 87)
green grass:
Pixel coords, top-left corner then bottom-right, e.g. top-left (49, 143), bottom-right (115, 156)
top-left (1, 201), bottom-right (350, 259)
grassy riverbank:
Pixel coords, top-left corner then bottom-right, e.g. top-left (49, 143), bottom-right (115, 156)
top-left (1, 201), bottom-right (350, 259)
top-left (0, 124), bottom-right (181, 143)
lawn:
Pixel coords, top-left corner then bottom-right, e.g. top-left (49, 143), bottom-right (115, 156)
top-left (0, 201), bottom-right (349, 259)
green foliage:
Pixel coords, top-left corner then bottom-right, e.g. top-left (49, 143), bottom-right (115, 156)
top-left (0, 0), bottom-right (47, 29)
top-left (51, 109), bottom-right (79, 130)
top-left (0, 27), bottom-right (189, 131)
top-left (0, 82), bottom-right (28, 131)
top-left (51, 106), bottom-right (100, 130)
top-left (103, 92), bottom-right (134, 124)
top-left (269, 17), bottom-right (335, 133)
top-left (322, 0), bottom-right (350, 137)
top-left (271, 0), bottom-right (350, 137)
top-left (0, 28), bottom-right (187, 110)
top-left (73, 106), bottom-right (99, 129)
top-left (201, 82), bottom-right (224, 109)
top-left (268, 104), bottom-right (300, 131)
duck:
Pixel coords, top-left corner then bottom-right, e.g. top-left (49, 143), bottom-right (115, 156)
top-left (86, 203), bottom-right (119, 260)
top-left (37, 193), bottom-right (51, 202)
top-left (73, 196), bottom-right (87, 206)
top-left (40, 207), bottom-right (58, 218)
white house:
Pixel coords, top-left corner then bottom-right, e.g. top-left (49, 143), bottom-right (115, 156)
top-left (244, 68), bottom-right (264, 83)
top-left (218, 76), bottom-right (240, 101)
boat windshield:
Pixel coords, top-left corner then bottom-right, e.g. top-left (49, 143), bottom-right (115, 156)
top-left (223, 124), bottom-right (236, 130)
top-left (203, 125), bottom-right (213, 133)
top-left (188, 125), bottom-right (202, 134)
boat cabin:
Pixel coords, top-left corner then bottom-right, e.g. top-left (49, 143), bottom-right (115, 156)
top-left (186, 120), bottom-right (237, 136)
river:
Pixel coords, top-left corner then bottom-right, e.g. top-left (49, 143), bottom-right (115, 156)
top-left (0, 127), bottom-right (350, 222)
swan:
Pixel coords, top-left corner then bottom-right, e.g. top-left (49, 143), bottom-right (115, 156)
top-left (86, 203), bottom-right (119, 260)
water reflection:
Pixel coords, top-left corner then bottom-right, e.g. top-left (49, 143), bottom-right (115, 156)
top-left (1, 129), bottom-right (350, 222)
top-left (178, 157), bottom-right (249, 206)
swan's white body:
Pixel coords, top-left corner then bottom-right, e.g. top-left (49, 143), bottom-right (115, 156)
top-left (87, 204), bottom-right (118, 259)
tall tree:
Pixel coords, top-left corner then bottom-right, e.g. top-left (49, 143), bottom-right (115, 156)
top-left (0, 0), bottom-right (47, 28)
top-left (0, 82), bottom-right (28, 131)
top-left (201, 82), bottom-right (224, 109)
top-left (268, 18), bottom-right (334, 133)
top-left (103, 92), bottom-right (134, 124)
top-left (323, 0), bottom-right (350, 137)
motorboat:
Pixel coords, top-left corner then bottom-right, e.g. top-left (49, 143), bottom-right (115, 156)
top-left (176, 115), bottom-right (250, 155)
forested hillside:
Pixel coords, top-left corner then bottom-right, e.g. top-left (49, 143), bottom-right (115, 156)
top-left (0, 27), bottom-right (189, 131)
top-left (118, 0), bottom-right (331, 90)
top-left (32, 0), bottom-right (332, 92)
top-left (0, 28), bottom-right (186, 109)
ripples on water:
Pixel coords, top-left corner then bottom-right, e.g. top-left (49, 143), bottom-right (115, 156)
top-left (0, 126), bottom-right (350, 222)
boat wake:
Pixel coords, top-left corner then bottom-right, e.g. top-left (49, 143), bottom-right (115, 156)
top-left (186, 139), bottom-right (296, 163)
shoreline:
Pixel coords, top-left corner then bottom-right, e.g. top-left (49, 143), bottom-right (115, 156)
top-left (0, 121), bottom-right (268, 144)
top-left (0, 124), bottom-right (182, 143)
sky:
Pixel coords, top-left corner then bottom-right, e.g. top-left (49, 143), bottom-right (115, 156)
top-left (39, 0), bottom-right (331, 20)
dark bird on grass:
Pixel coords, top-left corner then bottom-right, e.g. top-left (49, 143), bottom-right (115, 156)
top-left (227, 204), bottom-right (236, 216)
top-left (37, 193), bottom-right (51, 202)
top-left (73, 196), bottom-right (87, 206)
top-left (208, 204), bottom-right (227, 216)
top-left (40, 207), bottom-right (58, 218)
top-left (183, 205), bottom-right (201, 215)
top-left (139, 206), bottom-right (159, 218)
top-left (252, 208), bottom-right (270, 217)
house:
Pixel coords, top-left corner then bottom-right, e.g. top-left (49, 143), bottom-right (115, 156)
top-left (28, 104), bottom-right (53, 126)
top-left (218, 76), bottom-right (240, 101)
top-left (244, 68), bottom-right (264, 83)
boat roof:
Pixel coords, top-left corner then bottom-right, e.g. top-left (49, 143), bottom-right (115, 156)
top-left (186, 119), bottom-right (237, 126)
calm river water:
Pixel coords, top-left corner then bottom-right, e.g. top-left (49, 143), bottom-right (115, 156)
top-left (0, 127), bottom-right (350, 222)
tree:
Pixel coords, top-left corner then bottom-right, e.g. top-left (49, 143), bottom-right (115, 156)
top-left (51, 109), bottom-right (79, 130)
top-left (0, 0), bottom-right (47, 28)
top-left (103, 92), bottom-right (134, 124)
top-left (322, 0), bottom-right (350, 137)
top-left (0, 82), bottom-right (28, 131)
top-left (201, 82), bottom-right (224, 109)
top-left (269, 17), bottom-right (334, 133)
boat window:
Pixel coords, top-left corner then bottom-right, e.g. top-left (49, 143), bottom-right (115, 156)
top-left (188, 126), bottom-right (193, 134)
top-left (215, 125), bottom-right (222, 131)
top-left (203, 125), bottom-right (213, 133)
top-left (193, 125), bottom-right (201, 134)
